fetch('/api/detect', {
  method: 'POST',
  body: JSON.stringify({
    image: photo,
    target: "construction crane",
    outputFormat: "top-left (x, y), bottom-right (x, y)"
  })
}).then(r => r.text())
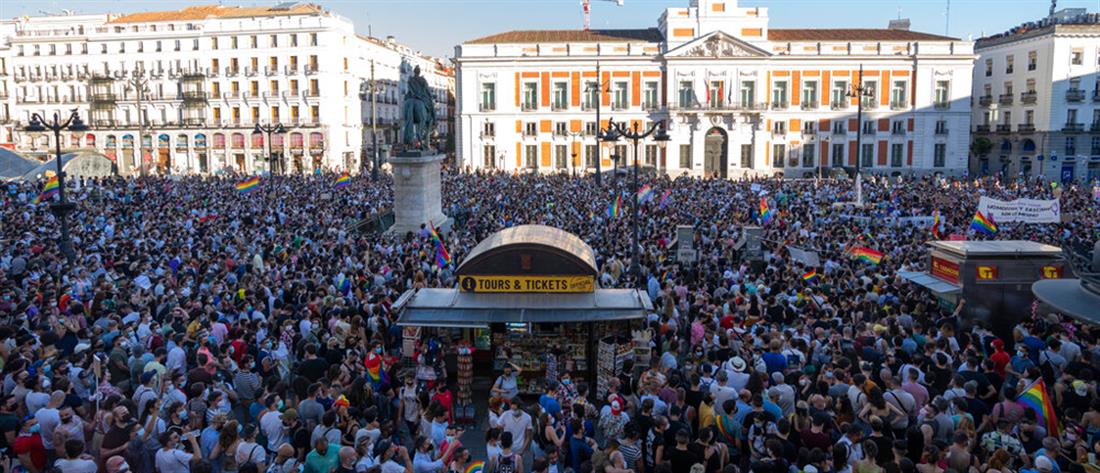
top-left (583, 0), bottom-right (625, 31)
top-left (1049, 0), bottom-right (1057, 17)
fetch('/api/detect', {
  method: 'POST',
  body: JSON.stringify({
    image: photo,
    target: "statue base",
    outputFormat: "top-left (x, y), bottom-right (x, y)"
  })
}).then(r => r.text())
top-left (385, 151), bottom-right (450, 236)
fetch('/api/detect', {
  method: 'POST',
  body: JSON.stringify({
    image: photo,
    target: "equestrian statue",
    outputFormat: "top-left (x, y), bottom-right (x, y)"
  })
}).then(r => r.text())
top-left (401, 66), bottom-right (436, 149)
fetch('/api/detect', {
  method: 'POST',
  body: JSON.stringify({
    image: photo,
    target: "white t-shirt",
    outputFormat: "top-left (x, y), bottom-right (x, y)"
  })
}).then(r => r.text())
top-left (236, 441), bottom-right (266, 467)
top-left (156, 448), bottom-right (194, 473)
top-left (260, 411), bottom-right (287, 451)
top-left (54, 458), bottom-right (98, 473)
top-left (381, 459), bottom-right (407, 473)
top-left (499, 411), bottom-right (532, 454)
top-left (34, 407), bottom-right (60, 449)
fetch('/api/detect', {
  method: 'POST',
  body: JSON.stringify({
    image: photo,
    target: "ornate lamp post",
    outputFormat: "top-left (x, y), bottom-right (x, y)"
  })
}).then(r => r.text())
top-left (605, 119), bottom-right (670, 281)
top-left (252, 123), bottom-right (286, 174)
top-left (602, 118), bottom-right (621, 185)
top-left (846, 64), bottom-right (877, 177)
top-left (25, 109), bottom-right (87, 264)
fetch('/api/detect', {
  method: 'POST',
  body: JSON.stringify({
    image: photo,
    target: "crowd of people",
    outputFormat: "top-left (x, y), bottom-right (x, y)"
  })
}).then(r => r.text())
top-left (0, 167), bottom-right (1097, 473)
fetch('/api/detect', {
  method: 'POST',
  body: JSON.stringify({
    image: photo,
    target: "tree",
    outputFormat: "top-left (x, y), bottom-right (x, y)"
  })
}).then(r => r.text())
top-left (970, 137), bottom-right (993, 158)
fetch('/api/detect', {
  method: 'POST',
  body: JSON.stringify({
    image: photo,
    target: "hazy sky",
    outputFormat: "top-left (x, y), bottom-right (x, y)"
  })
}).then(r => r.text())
top-left (5, 0), bottom-right (1100, 58)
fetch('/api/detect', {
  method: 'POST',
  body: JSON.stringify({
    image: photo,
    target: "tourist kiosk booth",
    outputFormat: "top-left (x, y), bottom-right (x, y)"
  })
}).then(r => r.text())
top-left (900, 240), bottom-right (1068, 338)
top-left (394, 225), bottom-right (652, 407)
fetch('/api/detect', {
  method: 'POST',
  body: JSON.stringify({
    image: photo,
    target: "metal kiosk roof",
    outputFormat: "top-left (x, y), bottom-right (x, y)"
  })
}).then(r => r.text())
top-left (395, 225), bottom-right (652, 327)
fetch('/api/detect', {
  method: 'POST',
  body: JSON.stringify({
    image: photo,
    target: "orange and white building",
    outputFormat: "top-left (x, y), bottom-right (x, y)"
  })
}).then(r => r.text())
top-left (455, 0), bottom-right (976, 178)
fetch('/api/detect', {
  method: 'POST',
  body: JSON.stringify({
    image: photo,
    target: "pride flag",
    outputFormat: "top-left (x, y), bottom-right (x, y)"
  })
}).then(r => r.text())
top-left (971, 211), bottom-right (998, 235)
top-left (364, 353), bottom-right (383, 388)
top-left (607, 195), bottom-right (622, 219)
top-left (339, 277), bottom-right (351, 295)
top-left (802, 269), bottom-right (819, 283)
top-left (657, 189), bottom-right (672, 210)
top-left (464, 462), bottom-right (485, 473)
top-left (334, 172), bottom-right (351, 189)
top-left (637, 184), bottom-right (655, 204)
top-left (1017, 379), bottom-right (1059, 435)
top-left (235, 176), bottom-right (260, 194)
top-left (850, 246), bottom-right (883, 265)
top-left (759, 196), bottom-right (774, 224)
top-left (429, 221), bottom-right (451, 268)
top-left (33, 176), bottom-right (59, 204)
top-left (931, 210), bottom-right (942, 239)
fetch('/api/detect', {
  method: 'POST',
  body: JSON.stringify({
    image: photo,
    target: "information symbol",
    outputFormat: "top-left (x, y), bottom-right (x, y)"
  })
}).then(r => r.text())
top-left (460, 277), bottom-right (476, 292)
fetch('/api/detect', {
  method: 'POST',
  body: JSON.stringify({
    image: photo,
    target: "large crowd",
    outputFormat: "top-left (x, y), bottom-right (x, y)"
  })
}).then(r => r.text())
top-left (0, 166), bottom-right (1098, 473)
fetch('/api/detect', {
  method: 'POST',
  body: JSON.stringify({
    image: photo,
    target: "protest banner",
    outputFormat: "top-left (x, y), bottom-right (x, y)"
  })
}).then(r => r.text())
top-left (977, 196), bottom-right (1061, 223)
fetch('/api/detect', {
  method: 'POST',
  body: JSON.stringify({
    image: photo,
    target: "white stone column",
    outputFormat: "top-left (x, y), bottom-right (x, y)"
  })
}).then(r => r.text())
top-left (387, 152), bottom-right (450, 235)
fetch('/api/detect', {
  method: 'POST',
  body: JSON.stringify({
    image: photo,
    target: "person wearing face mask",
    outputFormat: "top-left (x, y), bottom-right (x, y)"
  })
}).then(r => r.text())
top-left (51, 407), bottom-right (84, 459)
top-left (55, 438), bottom-right (97, 473)
top-left (398, 374), bottom-right (421, 439)
top-left (500, 400), bottom-right (533, 461)
top-left (155, 428), bottom-right (200, 473)
top-left (13, 416), bottom-right (46, 473)
top-left (233, 355), bottom-right (261, 416)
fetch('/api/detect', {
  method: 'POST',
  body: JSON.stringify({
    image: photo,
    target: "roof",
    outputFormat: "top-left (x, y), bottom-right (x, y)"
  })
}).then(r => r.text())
top-left (465, 28), bottom-right (663, 44)
top-left (456, 224), bottom-right (599, 276)
top-left (394, 288), bottom-right (652, 327)
top-left (464, 27), bottom-right (957, 45)
top-left (108, 3), bottom-right (323, 23)
top-left (898, 271), bottom-right (962, 295)
top-left (0, 149), bottom-right (39, 181)
top-left (928, 240), bottom-right (1064, 258)
top-left (767, 28), bottom-right (959, 42)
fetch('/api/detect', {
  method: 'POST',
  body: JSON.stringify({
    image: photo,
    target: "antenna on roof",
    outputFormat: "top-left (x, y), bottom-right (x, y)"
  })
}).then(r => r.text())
top-left (1049, 0), bottom-right (1057, 18)
top-left (944, 0), bottom-right (951, 36)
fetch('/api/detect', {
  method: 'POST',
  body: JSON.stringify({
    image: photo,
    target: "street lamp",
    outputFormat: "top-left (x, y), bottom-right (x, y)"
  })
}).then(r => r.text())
top-left (846, 64), bottom-right (876, 177)
top-left (25, 109), bottom-right (87, 265)
top-left (568, 131), bottom-right (583, 177)
top-left (252, 123), bottom-right (286, 175)
top-left (606, 119), bottom-right (669, 282)
top-left (602, 119), bottom-right (621, 184)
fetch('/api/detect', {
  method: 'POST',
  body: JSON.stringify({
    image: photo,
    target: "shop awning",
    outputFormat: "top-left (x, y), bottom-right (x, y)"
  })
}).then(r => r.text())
top-left (393, 288), bottom-right (653, 327)
top-left (898, 271), bottom-right (962, 295)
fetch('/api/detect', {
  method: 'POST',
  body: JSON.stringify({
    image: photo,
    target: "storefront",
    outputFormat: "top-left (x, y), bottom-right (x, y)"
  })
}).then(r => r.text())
top-left (394, 225), bottom-right (652, 417)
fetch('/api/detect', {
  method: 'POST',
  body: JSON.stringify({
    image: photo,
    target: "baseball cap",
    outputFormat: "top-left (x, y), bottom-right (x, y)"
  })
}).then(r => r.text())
top-left (1073, 380), bottom-right (1087, 396)
top-left (282, 408), bottom-right (298, 421)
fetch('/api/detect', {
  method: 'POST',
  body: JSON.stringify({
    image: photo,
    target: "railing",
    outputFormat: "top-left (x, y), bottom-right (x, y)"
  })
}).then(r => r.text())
top-left (265, 67), bottom-right (278, 76)
top-left (1091, 123), bottom-right (1100, 133)
top-left (183, 118), bottom-right (205, 127)
top-left (225, 68), bottom-right (240, 77)
top-left (668, 102), bottom-right (768, 112)
top-left (831, 102), bottom-right (849, 110)
top-left (771, 101), bottom-right (788, 110)
top-left (800, 127), bottom-right (816, 135)
top-left (182, 91), bottom-right (207, 100)
top-left (1093, 90), bottom-right (1100, 103)
top-left (1063, 122), bottom-right (1084, 133)
top-left (996, 124), bottom-right (1012, 133)
top-left (1017, 124), bottom-right (1036, 133)
top-left (1020, 91), bottom-right (1037, 104)
top-left (935, 127), bottom-right (949, 135)
top-left (978, 95), bottom-right (993, 106)
top-left (890, 101), bottom-right (908, 110)
top-left (892, 127), bottom-right (907, 136)
top-left (975, 124), bottom-right (991, 133)
top-left (1066, 89), bottom-right (1085, 102)
top-left (521, 103), bottom-right (537, 112)
top-left (304, 66), bottom-right (319, 75)
top-left (862, 126), bottom-right (876, 135)
top-left (551, 102), bottom-right (568, 111)
top-left (91, 93), bottom-right (117, 102)
top-left (285, 66), bottom-right (298, 75)
top-left (933, 101), bottom-right (950, 110)
top-left (801, 101), bottom-right (818, 110)
top-left (832, 127), bottom-right (847, 135)
top-left (998, 94), bottom-right (1014, 105)
top-left (479, 103), bottom-right (495, 112)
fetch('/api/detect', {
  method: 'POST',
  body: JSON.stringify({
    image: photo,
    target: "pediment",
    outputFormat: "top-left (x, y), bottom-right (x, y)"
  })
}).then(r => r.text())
top-left (665, 31), bottom-right (771, 59)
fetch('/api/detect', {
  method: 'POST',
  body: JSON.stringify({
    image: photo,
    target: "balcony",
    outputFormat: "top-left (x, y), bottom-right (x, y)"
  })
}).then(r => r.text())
top-left (668, 102), bottom-right (768, 113)
top-left (304, 90), bottom-right (320, 98)
top-left (1063, 122), bottom-right (1084, 133)
top-left (861, 99), bottom-right (878, 110)
top-left (975, 124), bottom-right (991, 133)
top-left (225, 68), bottom-right (240, 77)
top-left (479, 103), bottom-right (495, 112)
top-left (1093, 90), bottom-right (1100, 103)
top-left (1017, 124), bottom-right (1036, 133)
top-left (1020, 91), bottom-right (1037, 104)
top-left (182, 91), bottom-right (207, 101)
top-left (892, 127), bottom-right (907, 136)
top-left (934, 101), bottom-right (950, 110)
top-left (935, 127), bottom-right (949, 135)
top-left (304, 66), bottom-right (319, 75)
top-left (996, 124), bottom-right (1012, 133)
top-left (91, 93), bottom-right (117, 103)
top-left (832, 127), bottom-right (847, 135)
top-left (551, 102), bottom-right (567, 112)
top-left (480, 131), bottom-right (495, 139)
top-left (978, 95), bottom-right (993, 106)
top-left (889, 101), bottom-right (908, 110)
top-left (611, 103), bottom-right (628, 111)
top-left (91, 120), bottom-right (117, 129)
top-left (183, 118), bottom-right (205, 127)
top-left (245, 67), bottom-right (259, 77)
top-left (521, 103), bottom-right (537, 112)
top-left (998, 94), bottom-right (1014, 105)
top-left (265, 67), bottom-right (278, 76)
top-left (801, 101), bottom-right (818, 110)
top-left (830, 102), bottom-right (849, 111)
top-left (1091, 123), bottom-right (1100, 133)
top-left (800, 127), bottom-right (817, 136)
top-left (771, 101), bottom-right (788, 110)
top-left (1066, 89), bottom-right (1086, 102)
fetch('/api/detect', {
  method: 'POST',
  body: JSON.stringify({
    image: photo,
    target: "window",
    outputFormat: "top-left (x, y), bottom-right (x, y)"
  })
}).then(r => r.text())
top-left (1068, 109), bottom-right (1079, 124)
top-left (65, 44), bottom-right (72, 55)
top-left (985, 58), bottom-right (993, 76)
top-left (554, 122), bottom-right (567, 137)
top-left (586, 144), bottom-right (598, 168)
top-left (1026, 110), bottom-right (1035, 125)
top-left (481, 122), bottom-right (495, 137)
top-left (101, 44), bottom-right (107, 54)
top-left (613, 81), bottom-right (629, 110)
top-left (1072, 48), bottom-right (1083, 65)
top-left (554, 145), bottom-right (568, 169)
top-left (802, 144), bottom-right (815, 168)
top-left (934, 80), bottom-right (950, 106)
top-left (645, 145), bottom-right (658, 167)
top-left (773, 121), bottom-right (787, 135)
top-left (1066, 136), bottom-right (1077, 155)
top-left (740, 144), bottom-right (753, 168)
top-left (290, 34), bottom-right (298, 47)
top-left (891, 143), bottom-right (904, 167)
top-left (831, 143), bottom-right (845, 167)
top-left (833, 121), bottom-right (846, 134)
top-left (524, 122), bottom-right (537, 137)
top-left (772, 81), bottom-right (788, 106)
top-left (890, 81), bottom-right (907, 108)
top-left (802, 80), bottom-right (818, 107)
top-left (1003, 82), bottom-right (1014, 96)
top-left (1028, 50), bottom-right (1037, 71)
top-left (1091, 136), bottom-right (1100, 155)
top-left (679, 144), bottom-right (692, 169)
top-left (935, 120), bottom-right (948, 134)
top-left (862, 143), bottom-right (874, 168)
top-left (310, 33), bottom-right (318, 46)
top-left (643, 81), bottom-right (659, 110)
top-left (522, 83), bottom-right (537, 111)
top-left (270, 35), bottom-right (278, 47)
top-left (739, 81), bottom-right (755, 107)
top-left (584, 81), bottom-right (599, 110)
top-left (862, 81), bottom-right (877, 108)
top-left (250, 35), bottom-right (258, 48)
top-left (863, 121), bottom-right (876, 135)
top-left (932, 143), bottom-right (947, 168)
top-left (892, 120), bottom-right (906, 134)
top-left (708, 81), bottom-right (724, 107)
top-left (192, 39), bottom-right (199, 51)
top-left (552, 82), bottom-right (568, 110)
top-left (480, 83), bottom-right (496, 111)
top-left (584, 122), bottom-right (598, 136)
top-left (1005, 55), bottom-right (1014, 74)
top-left (678, 81), bottom-right (693, 107)
top-left (309, 105), bottom-right (319, 122)
top-left (773, 144), bottom-right (786, 168)
top-left (1002, 111), bottom-right (1012, 126)
top-left (831, 81), bottom-right (848, 107)
top-left (212, 37), bottom-right (219, 49)
top-left (483, 145), bottom-right (497, 169)
top-left (525, 145), bottom-right (538, 168)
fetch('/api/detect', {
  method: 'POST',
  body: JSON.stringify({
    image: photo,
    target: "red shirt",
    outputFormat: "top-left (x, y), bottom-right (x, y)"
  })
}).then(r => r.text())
top-left (990, 349), bottom-right (1010, 376)
top-left (432, 390), bottom-right (454, 423)
top-left (13, 433), bottom-right (46, 471)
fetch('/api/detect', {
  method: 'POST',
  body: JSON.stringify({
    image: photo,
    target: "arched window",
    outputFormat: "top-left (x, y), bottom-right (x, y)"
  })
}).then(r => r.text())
top-left (308, 132), bottom-right (324, 148)
top-left (158, 134), bottom-right (170, 148)
top-left (195, 134), bottom-right (208, 148)
top-left (231, 133), bottom-right (245, 149)
top-left (289, 132), bottom-right (303, 149)
top-left (1000, 139), bottom-right (1012, 152)
top-left (85, 134), bottom-right (96, 147)
top-left (213, 133), bottom-right (226, 148)
top-left (176, 134), bottom-right (189, 149)
top-left (251, 133), bottom-right (264, 148)
top-left (1021, 139), bottom-right (1036, 153)
top-left (121, 134), bottom-right (134, 149)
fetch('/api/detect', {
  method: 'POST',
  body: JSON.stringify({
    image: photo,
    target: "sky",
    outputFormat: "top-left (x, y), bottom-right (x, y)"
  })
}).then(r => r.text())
top-left (5, 0), bottom-right (1100, 58)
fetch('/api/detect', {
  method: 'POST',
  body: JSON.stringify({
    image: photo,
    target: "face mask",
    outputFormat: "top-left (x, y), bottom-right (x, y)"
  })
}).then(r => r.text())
top-left (513, 409), bottom-right (522, 417)
top-left (119, 462), bottom-right (130, 472)
top-left (561, 379), bottom-right (571, 386)
top-left (28, 424), bottom-right (40, 434)
top-left (277, 400), bottom-right (286, 411)
top-left (375, 347), bottom-right (382, 354)
top-left (237, 424), bottom-right (243, 433)
top-left (445, 435), bottom-right (454, 443)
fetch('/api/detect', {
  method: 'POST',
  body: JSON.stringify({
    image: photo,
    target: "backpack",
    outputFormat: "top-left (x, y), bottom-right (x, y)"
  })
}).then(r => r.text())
top-left (240, 444), bottom-right (262, 472)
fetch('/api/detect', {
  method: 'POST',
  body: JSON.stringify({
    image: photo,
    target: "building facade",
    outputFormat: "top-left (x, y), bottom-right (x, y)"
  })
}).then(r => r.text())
top-left (455, 0), bottom-right (975, 178)
top-left (971, 9), bottom-right (1100, 183)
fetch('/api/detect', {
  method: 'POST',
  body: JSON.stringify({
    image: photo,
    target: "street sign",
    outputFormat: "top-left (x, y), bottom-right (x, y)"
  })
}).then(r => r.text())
top-left (458, 275), bottom-right (595, 293)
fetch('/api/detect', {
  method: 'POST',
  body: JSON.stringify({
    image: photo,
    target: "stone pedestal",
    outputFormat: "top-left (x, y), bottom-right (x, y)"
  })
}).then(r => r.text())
top-left (387, 151), bottom-right (449, 236)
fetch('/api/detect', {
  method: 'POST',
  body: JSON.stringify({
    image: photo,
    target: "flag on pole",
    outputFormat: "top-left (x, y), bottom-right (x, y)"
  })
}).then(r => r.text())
top-left (33, 175), bottom-right (59, 204)
top-left (428, 221), bottom-right (451, 268)
top-left (657, 189), bottom-right (672, 210)
top-left (637, 184), bottom-right (655, 204)
top-left (235, 176), bottom-right (261, 194)
top-left (931, 210), bottom-right (942, 239)
top-left (759, 196), bottom-right (774, 224)
top-left (334, 172), bottom-right (351, 189)
top-left (971, 211), bottom-right (998, 235)
top-left (802, 269), bottom-right (819, 283)
top-left (1017, 379), bottom-right (1059, 435)
top-left (607, 195), bottom-right (622, 218)
top-left (850, 246), bottom-right (883, 265)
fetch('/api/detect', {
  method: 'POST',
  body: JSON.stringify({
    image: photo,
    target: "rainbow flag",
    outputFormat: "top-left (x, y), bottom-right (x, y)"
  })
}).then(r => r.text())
top-left (339, 277), bottom-right (351, 295)
top-left (759, 196), bottom-right (774, 224)
top-left (235, 176), bottom-right (260, 194)
top-left (657, 189), bottom-right (672, 210)
top-left (429, 221), bottom-right (451, 268)
top-left (33, 176), bottom-right (59, 204)
top-left (464, 462), bottom-right (485, 473)
top-left (607, 195), bottom-right (622, 219)
top-left (971, 211), bottom-right (998, 235)
top-left (364, 353), bottom-right (382, 387)
top-left (334, 172), bottom-right (351, 189)
top-left (931, 210), bottom-right (942, 239)
top-left (637, 184), bottom-right (655, 204)
top-left (1017, 379), bottom-right (1059, 435)
top-left (802, 269), bottom-right (819, 283)
top-left (850, 246), bottom-right (883, 265)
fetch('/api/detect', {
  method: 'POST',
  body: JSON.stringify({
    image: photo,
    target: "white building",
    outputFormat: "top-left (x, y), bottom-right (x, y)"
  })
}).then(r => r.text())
top-left (971, 8), bottom-right (1100, 183)
top-left (0, 4), bottom-right (454, 175)
top-left (455, 0), bottom-right (975, 178)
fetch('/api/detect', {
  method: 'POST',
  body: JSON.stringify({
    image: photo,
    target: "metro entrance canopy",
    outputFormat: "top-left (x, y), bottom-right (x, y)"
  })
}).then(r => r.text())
top-left (394, 224), bottom-right (652, 327)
